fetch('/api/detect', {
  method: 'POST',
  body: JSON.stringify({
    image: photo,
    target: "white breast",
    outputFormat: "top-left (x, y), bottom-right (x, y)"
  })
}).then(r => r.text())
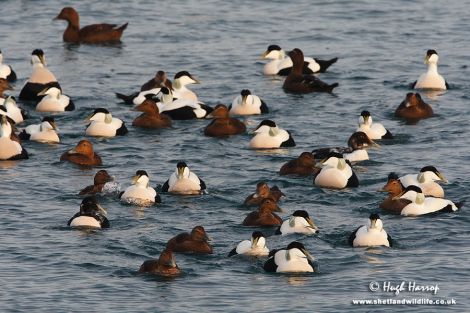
top-left (344, 149), bottom-right (369, 163)
top-left (0, 64), bottom-right (11, 79)
top-left (29, 66), bottom-right (57, 84)
top-left (36, 95), bottom-right (69, 112)
top-left (353, 226), bottom-right (390, 247)
top-left (314, 167), bottom-right (348, 189)
top-left (70, 216), bottom-right (101, 228)
top-left (30, 130), bottom-right (60, 143)
top-left (279, 217), bottom-right (316, 235)
top-left (401, 197), bottom-right (457, 216)
top-left (249, 130), bottom-right (289, 149)
top-left (85, 119), bottom-right (122, 137)
top-left (0, 137), bottom-right (23, 160)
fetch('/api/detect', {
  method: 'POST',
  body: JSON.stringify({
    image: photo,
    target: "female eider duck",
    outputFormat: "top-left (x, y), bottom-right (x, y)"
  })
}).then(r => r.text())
top-left (379, 173), bottom-right (410, 214)
top-left (36, 86), bottom-right (74, 112)
top-left (132, 97), bottom-right (172, 128)
top-left (157, 87), bottom-right (213, 120)
top-left (19, 49), bottom-right (61, 102)
top-left (120, 170), bottom-right (160, 205)
top-left (357, 111), bottom-right (393, 140)
top-left (349, 214), bottom-right (392, 247)
top-left (115, 70), bottom-right (170, 104)
top-left (411, 49), bottom-right (449, 90)
top-left (283, 48), bottom-right (338, 93)
top-left (279, 151), bottom-right (319, 176)
top-left (79, 170), bottom-right (114, 195)
top-left (399, 166), bottom-right (447, 198)
top-left (228, 231), bottom-right (269, 257)
top-left (228, 89), bottom-right (268, 115)
top-left (172, 71), bottom-right (200, 102)
top-left (204, 104), bottom-right (246, 137)
top-left (276, 210), bottom-right (319, 235)
top-left (166, 226), bottom-right (213, 254)
top-left (243, 198), bottom-right (283, 227)
top-left (0, 78), bottom-right (14, 105)
top-left (19, 116), bottom-right (59, 143)
top-left (396, 185), bottom-right (461, 216)
top-left (0, 115), bottom-right (28, 160)
top-left (249, 120), bottom-right (295, 149)
top-left (67, 196), bottom-right (109, 229)
top-left (262, 44), bottom-right (338, 76)
top-left (85, 108), bottom-right (127, 137)
top-left (0, 50), bottom-right (17, 82)
top-left (60, 139), bottom-right (102, 166)
top-left (395, 92), bottom-right (433, 121)
top-left (243, 181), bottom-right (284, 207)
top-left (139, 248), bottom-right (180, 277)
top-left (161, 161), bottom-right (206, 195)
top-left (3, 96), bottom-right (27, 124)
top-left (55, 7), bottom-right (128, 44)
top-left (263, 241), bottom-right (315, 273)
top-left (314, 152), bottom-right (359, 189)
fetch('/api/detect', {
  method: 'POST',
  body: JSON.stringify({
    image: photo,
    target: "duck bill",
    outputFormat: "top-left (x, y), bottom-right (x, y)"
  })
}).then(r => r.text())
top-left (275, 205), bottom-right (284, 213)
top-left (177, 167), bottom-right (185, 179)
top-left (307, 218), bottom-right (318, 231)
top-left (39, 55), bottom-right (46, 66)
top-left (392, 190), bottom-right (405, 200)
top-left (370, 140), bottom-right (380, 149)
top-left (96, 203), bottom-right (107, 216)
top-left (37, 87), bottom-right (49, 96)
top-left (251, 237), bottom-right (259, 248)
top-left (261, 51), bottom-right (269, 59)
top-left (437, 172), bottom-right (448, 183)
top-left (50, 121), bottom-right (58, 130)
top-left (67, 148), bottom-right (78, 154)
top-left (131, 175), bottom-right (139, 185)
top-left (205, 235), bottom-right (212, 242)
top-left (301, 249), bottom-right (315, 262)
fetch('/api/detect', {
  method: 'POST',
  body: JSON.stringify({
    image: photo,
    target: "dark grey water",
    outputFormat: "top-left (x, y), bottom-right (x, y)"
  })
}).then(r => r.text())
top-left (1, 0), bottom-right (469, 312)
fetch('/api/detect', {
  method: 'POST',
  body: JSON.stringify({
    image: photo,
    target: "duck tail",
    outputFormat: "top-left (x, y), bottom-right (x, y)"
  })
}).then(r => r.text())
top-left (115, 92), bottom-right (134, 104)
top-left (316, 57), bottom-right (339, 73)
top-left (328, 82), bottom-right (339, 93)
top-left (118, 23), bottom-right (128, 32)
top-left (456, 201), bottom-right (465, 209)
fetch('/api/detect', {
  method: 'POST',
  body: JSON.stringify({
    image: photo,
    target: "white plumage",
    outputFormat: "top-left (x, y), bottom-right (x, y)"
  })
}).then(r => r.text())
top-left (397, 186), bottom-right (459, 216)
top-left (350, 214), bottom-right (391, 247)
top-left (85, 109), bottom-right (126, 137)
top-left (314, 155), bottom-right (356, 189)
top-left (399, 167), bottom-right (447, 198)
top-left (36, 87), bottom-right (72, 112)
top-left (249, 120), bottom-right (294, 149)
top-left (3, 96), bottom-right (24, 124)
top-left (120, 172), bottom-right (158, 205)
top-left (229, 90), bottom-right (267, 115)
top-left (230, 232), bottom-right (269, 257)
top-left (23, 118), bottom-right (59, 143)
top-left (414, 51), bottom-right (447, 90)
top-left (262, 46), bottom-right (320, 75)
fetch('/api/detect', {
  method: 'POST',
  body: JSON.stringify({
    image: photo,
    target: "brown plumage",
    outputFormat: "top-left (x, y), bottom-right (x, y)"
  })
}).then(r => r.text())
top-left (243, 182), bottom-right (284, 207)
top-left (132, 99), bottom-right (172, 128)
top-left (243, 198), bottom-right (282, 227)
top-left (204, 104), bottom-right (246, 137)
top-left (166, 226), bottom-right (213, 254)
top-left (395, 93), bottom-right (433, 121)
top-left (279, 151), bottom-right (319, 176)
top-left (138, 249), bottom-right (180, 277)
top-left (0, 78), bottom-right (13, 98)
top-left (55, 7), bottom-right (127, 44)
top-left (379, 173), bottom-right (411, 214)
top-left (79, 170), bottom-right (113, 195)
top-left (60, 139), bottom-right (102, 166)
top-left (140, 71), bottom-right (169, 91)
top-left (283, 48), bottom-right (339, 93)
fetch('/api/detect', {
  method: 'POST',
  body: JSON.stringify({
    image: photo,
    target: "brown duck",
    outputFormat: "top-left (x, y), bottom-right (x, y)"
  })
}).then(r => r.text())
top-left (79, 170), bottom-right (113, 195)
top-left (166, 226), bottom-right (213, 254)
top-left (204, 104), bottom-right (246, 137)
top-left (139, 249), bottom-right (180, 277)
top-left (279, 151), bottom-right (319, 176)
top-left (132, 98), bottom-right (172, 128)
top-left (242, 198), bottom-right (283, 227)
top-left (60, 139), bottom-right (102, 166)
top-left (395, 92), bottom-right (433, 121)
top-left (243, 182), bottom-right (284, 207)
top-left (379, 173), bottom-right (411, 214)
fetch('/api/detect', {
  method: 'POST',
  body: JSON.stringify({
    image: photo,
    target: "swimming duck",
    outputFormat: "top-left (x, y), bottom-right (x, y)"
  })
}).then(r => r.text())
top-left (228, 89), bottom-right (269, 115)
top-left (282, 48), bottom-right (338, 93)
top-left (85, 108), bottom-right (127, 137)
top-left (411, 49), bottom-right (449, 90)
top-left (204, 104), bottom-right (246, 137)
top-left (0, 115), bottom-right (28, 160)
top-left (263, 241), bottom-right (315, 273)
top-left (55, 7), bottom-right (128, 44)
top-left (60, 139), bottom-right (102, 166)
top-left (141, 70), bottom-right (169, 92)
top-left (0, 78), bottom-right (14, 105)
top-left (395, 185), bottom-right (461, 216)
top-left (314, 152), bottom-right (359, 189)
top-left (67, 196), bottom-right (109, 228)
top-left (172, 71), bottom-right (200, 102)
top-left (243, 198), bottom-right (283, 227)
top-left (357, 110), bottom-right (393, 140)
top-left (115, 71), bottom-right (170, 104)
top-left (395, 92), bottom-right (433, 121)
top-left (0, 50), bottom-right (17, 82)
top-left (161, 161), bottom-right (206, 194)
top-left (228, 231), bottom-right (270, 257)
top-left (18, 116), bottom-right (59, 143)
top-left (19, 49), bottom-right (61, 102)
top-left (139, 249), bottom-right (180, 277)
top-left (349, 213), bottom-right (392, 247)
top-left (243, 182), bottom-right (284, 207)
top-left (2, 96), bottom-right (27, 124)
top-left (378, 173), bottom-right (410, 214)
top-left (120, 170), bottom-right (160, 205)
top-left (79, 170), bottom-right (114, 195)
top-left (276, 210), bottom-right (319, 235)
top-left (132, 98), bottom-right (172, 128)
top-left (262, 44), bottom-right (338, 76)
top-left (279, 151), bottom-right (319, 176)
top-left (249, 120), bottom-right (295, 149)
top-left (36, 86), bottom-right (74, 112)
top-left (157, 87), bottom-right (213, 120)
top-left (166, 226), bottom-right (213, 254)
top-left (399, 166), bottom-right (447, 198)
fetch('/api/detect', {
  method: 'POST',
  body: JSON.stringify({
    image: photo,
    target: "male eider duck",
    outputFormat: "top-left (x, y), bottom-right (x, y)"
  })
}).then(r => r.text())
top-left (19, 49), bottom-right (61, 102)
top-left (0, 50), bottom-right (17, 82)
top-left (243, 181), bottom-right (285, 207)
top-left (263, 241), bottom-right (315, 273)
top-left (79, 170), bottom-right (114, 195)
top-left (411, 49), bottom-right (449, 90)
top-left (357, 111), bottom-right (393, 140)
top-left (204, 104), bottom-right (246, 137)
top-left (283, 48), bottom-right (338, 93)
top-left (279, 151), bottom-right (319, 176)
top-left (399, 166), bottom-right (447, 198)
top-left (0, 115), bottom-right (28, 160)
top-left (228, 231), bottom-right (269, 257)
top-left (132, 97), bottom-right (172, 128)
top-left (19, 116), bottom-right (59, 143)
top-left (67, 196), bottom-right (109, 228)
top-left (3, 96), bottom-right (27, 124)
top-left (349, 214), bottom-right (392, 247)
top-left (166, 226), bottom-right (213, 254)
top-left (55, 7), bottom-right (128, 43)
top-left (161, 161), bottom-right (206, 195)
top-left (243, 198), bottom-right (283, 227)
top-left (172, 71), bottom-right (200, 102)
top-left (139, 249), bottom-right (180, 277)
top-left (379, 173), bottom-right (410, 214)
top-left (60, 139), bottom-right (102, 166)
top-left (157, 87), bottom-right (213, 120)
top-left (0, 78), bottom-right (14, 106)
top-left (115, 70), bottom-right (170, 104)
top-left (276, 210), bottom-right (319, 235)
top-left (395, 92), bottom-right (433, 121)
top-left (261, 44), bottom-right (338, 76)
top-left (85, 108), bottom-right (128, 137)
top-left (314, 152), bottom-right (359, 189)
top-left (249, 120), bottom-right (295, 149)
top-left (36, 86), bottom-right (74, 112)
top-left (228, 89), bottom-right (268, 115)
top-left (120, 170), bottom-right (160, 205)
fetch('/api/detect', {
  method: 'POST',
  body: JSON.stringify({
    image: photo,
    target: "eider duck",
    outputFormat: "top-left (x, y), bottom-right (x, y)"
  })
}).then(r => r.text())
top-left (243, 181), bottom-right (284, 207)
top-left (55, 7), bottom-right (128, 44)
top-left (3, 96), bottom-right (27, 124)
top-left (60, 139), bottom-right (102, 166)
top-left (79, 170), bottom-right (114, 195)
top-left (314, 152), bottom-right (359, 189)
top-left (379, 173), bottom-right (410, 214)
top-left (67, 196), bottom-right (109, 228)
top-left (396, 185), bottom-right (461, 216)
top-left (172, 71), bottom-right (200, 102)
top-left (242, 198), bottom-right (282, 227)
top-left (349, 214), bottom-right (392, 247)
top-left (120, 170), bottom-right (160, 205)
top-left (161, 161), bottom-right (206, 195)
top-left (228, 89), bottom-right (268, 115)
top-left (249, 120), bottom-right (295, 149)
top-left (279, 151), bottom-right (319, 176)
top-left (0, 115), bottom-right (28, 160)
top-left (139, 249), bottom-right (180, 277)
top-left (228, 231), bottom-right (269, 257)
top-left (157, 87), bottom-right (213, 120)
top-left (395, 92), bottom-right (433, 121)
top-left (263, 241), bottom-right (315, 273)
top-left (411, 49), bottom-right (449, 90)
top-left (282, 48), bottom-right (338, 93)
top-left (85, 108), bottom-right (127, 137)
top-left (276, 210), bottom-right (319, 235)
top-left (0, 78), bottom-right (14, 105)
top-left (0, 50), bottom-right (17, 82)
top-left (204, 104), bottom-right (246, 137)
top-left (399, 166), bottom-right (447, 198)
top-left (141, 70), bottom-right (169, 92)
top-left (36, 86), bottom-right (74, 112)
top-left (19, 116), bottom-right (59, 143)
top-left (115, 70), bottom-right (170, 104)
top-left (166, 226), bottom-right (213, 254)
top-left (132, 98), bottom-right (172, 128)
top-left (357, 110), bottom-right (393, 140)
